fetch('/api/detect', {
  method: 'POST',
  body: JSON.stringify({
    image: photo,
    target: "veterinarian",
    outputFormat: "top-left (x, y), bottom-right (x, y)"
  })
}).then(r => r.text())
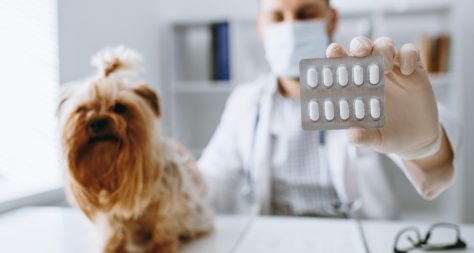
top-left (198, 0), bottom-right (460, 219)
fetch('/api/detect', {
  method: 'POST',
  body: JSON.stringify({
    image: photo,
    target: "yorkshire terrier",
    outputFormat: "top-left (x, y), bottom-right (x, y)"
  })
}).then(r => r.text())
top-left (58, 47), bottom-right (213, 253)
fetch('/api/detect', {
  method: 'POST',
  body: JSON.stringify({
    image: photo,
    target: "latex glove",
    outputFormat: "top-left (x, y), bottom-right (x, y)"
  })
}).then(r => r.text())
top-left (326, 36), bottom-right (442, 160)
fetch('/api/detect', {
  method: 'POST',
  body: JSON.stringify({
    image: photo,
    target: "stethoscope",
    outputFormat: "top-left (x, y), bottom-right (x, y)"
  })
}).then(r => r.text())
top-left (239, 103), bottom-right (261, 210)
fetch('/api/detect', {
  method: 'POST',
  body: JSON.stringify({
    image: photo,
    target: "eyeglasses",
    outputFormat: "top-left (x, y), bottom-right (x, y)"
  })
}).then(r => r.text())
top-left (393, 223), bottom-right (467, 253)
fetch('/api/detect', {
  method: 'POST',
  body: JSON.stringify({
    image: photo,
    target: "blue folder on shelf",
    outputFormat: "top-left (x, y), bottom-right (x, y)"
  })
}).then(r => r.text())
top-left (211, 22), bottom-right (230, 81)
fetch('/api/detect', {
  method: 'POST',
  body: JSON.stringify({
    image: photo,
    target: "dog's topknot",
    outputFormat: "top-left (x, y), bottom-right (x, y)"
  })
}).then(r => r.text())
top-left (91, 46), bottom-right (142, 77)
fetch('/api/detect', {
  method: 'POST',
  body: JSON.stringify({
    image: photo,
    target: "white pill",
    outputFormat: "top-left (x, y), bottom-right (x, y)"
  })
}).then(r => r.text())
top-left (354, 99), bottom-right (365, 119)
top-left (324, 100), bottom-right (335, 121)
top-left (307, 67), bottom-right (318, 88)
top-left (308, 100), bottom-right (319, 121)
top-left (337, 66), bottom-right (348, 86)
top-left (353, 65), bottom-right (364, 86)
top-left (323, 67), bottom-right (333, 87)
top-left (339, 99), bottom-right (350, 120)
top-left (370, 98), bottom-right (381, 119)
top-left (369, 64), bottom-right (380, 85)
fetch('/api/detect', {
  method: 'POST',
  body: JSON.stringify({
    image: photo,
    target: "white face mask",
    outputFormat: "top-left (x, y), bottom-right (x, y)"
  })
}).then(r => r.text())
top-left (263, 20), bottom-right (329, 78)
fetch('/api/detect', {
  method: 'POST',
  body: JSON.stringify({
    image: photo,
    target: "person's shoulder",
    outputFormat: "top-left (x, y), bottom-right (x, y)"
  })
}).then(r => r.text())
top-left (217, 75), bottom-right (271, 122)
top-left (227, 75), bottom-right (272, 108)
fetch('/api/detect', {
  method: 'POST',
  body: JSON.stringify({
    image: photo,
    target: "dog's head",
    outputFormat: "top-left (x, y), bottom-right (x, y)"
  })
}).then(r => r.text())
top-left (58, 47), bottom-right (161, 219)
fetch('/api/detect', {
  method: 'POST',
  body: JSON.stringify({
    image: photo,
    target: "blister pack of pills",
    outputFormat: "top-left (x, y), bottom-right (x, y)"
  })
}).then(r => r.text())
top-left (299, 55), bottom-right (385, 130)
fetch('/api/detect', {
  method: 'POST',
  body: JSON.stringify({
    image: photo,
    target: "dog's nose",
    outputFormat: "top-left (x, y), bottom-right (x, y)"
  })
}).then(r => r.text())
top-left (89, 118), bottom-right (110, 133)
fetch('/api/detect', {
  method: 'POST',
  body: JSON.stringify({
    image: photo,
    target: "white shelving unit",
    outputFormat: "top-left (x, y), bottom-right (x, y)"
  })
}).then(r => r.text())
top-left (166, 17), bottom-right (267, 155)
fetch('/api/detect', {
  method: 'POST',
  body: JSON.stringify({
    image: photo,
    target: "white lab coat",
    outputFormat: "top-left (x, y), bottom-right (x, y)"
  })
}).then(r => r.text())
top-left (198, 75), bottom-right (461, 219)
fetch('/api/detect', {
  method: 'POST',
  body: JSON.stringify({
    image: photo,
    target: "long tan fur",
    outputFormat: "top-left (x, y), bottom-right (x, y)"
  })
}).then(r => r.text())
top-left (58, 47), bottom-right (213, 253)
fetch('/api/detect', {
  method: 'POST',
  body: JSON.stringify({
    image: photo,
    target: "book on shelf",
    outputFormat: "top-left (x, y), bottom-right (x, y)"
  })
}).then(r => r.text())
top-left (419, 33), bottom-right (450, 74)
top-left (211, 22), bottom-right (230, 81)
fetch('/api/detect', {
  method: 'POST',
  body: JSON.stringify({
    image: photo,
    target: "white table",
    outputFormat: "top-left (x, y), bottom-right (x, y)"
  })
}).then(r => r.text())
top-left (0, 207), bottom-right (473, 253)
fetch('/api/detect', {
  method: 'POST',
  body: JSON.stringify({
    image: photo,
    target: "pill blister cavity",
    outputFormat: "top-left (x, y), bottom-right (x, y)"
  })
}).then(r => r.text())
top-left (339, 99), bottom-right (350, 120)
top-left (307, 67), bottom-right (318, 88)
top-left (354, 99), bottom-right (365, 119)
top-left (369, 64), bottom-right (380, 85)
top-left (308, 100), bottom-right (319, 121)
top-left (299, 55), bottom-right (384, 130)
top-left (323, 67), bottom-right (333, 87)
top-left (370, 98), bottom-right (381, 119)
top-left (353, 65), bottom-right (364, 86)
top-left (324, 100), bottom-right (335, 121)
top-left (337, 66), bottom-right (348, 86)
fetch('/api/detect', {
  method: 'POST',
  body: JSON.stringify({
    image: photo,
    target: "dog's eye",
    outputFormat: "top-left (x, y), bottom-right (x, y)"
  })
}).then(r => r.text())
top-left (112, 103), bottom-right (127, 114)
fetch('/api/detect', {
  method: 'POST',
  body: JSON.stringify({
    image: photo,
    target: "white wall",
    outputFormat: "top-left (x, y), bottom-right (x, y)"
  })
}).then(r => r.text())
top-left (58, 0), bottom-right (162, 83)
top-left (455, 0), bottom-right (474, 223)
top-left (57, 0), bottom-right (168, 127)
top-left (159, 0), bottom-right (258, 19)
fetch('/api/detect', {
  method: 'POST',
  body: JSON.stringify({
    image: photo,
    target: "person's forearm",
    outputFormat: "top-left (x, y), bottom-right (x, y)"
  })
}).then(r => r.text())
top-left (409, 126), bottom-right (454, 170)
top-left (402, 126), bottom-right (454, 199)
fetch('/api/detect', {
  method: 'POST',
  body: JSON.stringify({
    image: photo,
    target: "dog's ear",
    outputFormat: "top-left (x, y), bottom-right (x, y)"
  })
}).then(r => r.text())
top-left (133, 84), bottom-right (161, 117)
top-left (57, 82), bottom-right (79, 117)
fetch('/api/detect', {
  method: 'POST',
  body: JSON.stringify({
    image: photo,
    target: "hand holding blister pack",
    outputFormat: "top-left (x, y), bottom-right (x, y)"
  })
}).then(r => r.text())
top-left (301, 36), bottom-right (445, 164)
top-left (299, 55), bottom-right (385, 130)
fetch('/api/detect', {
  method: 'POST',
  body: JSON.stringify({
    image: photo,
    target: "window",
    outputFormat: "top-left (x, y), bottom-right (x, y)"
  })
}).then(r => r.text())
top-left (0, 0), bottom-right (61, 203)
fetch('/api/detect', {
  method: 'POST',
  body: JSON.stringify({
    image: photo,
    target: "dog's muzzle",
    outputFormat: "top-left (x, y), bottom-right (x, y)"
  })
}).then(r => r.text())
top-left (87, 117), bottom-right (119, 142)
top-left (89, 118), bottom-right (111, 134)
